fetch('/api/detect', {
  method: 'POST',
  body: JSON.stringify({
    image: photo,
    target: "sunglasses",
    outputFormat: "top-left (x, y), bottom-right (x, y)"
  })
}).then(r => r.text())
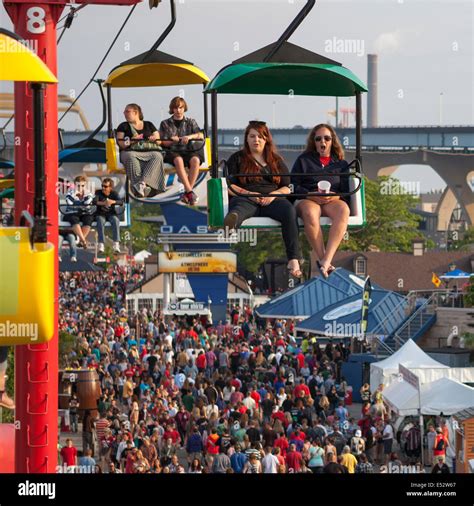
top-left (315, 135), bottom-right (332, 142)
top-left (249, 120), bottom-right (267, 126)
top-left (102, 185), bottom-right (111, 188)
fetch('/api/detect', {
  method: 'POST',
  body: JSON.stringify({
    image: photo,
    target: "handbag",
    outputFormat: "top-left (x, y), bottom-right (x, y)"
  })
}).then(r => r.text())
top-left (128, 123), bottom-right (162, 152)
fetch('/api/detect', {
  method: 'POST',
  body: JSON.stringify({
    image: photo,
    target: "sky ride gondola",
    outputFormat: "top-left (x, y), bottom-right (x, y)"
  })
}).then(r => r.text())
top-left (103, 0), bottom-right (212, 204)
top-left (0, 28), bottom-right (56, 345)
top-left (205, 0), bottom-right (367, 230)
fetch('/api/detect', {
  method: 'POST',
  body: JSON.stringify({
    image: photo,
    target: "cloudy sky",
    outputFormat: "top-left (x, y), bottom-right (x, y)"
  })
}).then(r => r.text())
top-left (1, 0), bottom-right (473, 190)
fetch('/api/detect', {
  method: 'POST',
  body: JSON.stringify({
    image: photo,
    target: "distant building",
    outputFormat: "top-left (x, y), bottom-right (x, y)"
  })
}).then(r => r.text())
top-left (334, 240), bottom-right (473, 292)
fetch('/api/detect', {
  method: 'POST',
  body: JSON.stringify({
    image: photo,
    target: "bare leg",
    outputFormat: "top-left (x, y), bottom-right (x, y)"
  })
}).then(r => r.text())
top-left (187, 156), bottom-right (200, 189)
top-left (72, 223), bottom-right (86, 243)
top-left (320, 200), bottom-right (350, 269)
top-left (297, 200), bottom-right (325, 260)
top-left (82, 226), bottom-right (91, 241)
top-left (174, 157), bottom-right (192, 193)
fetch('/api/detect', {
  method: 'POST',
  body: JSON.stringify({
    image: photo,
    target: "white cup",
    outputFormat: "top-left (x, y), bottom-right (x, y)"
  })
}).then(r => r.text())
top-left (318, 180), bottom-right (331, 194)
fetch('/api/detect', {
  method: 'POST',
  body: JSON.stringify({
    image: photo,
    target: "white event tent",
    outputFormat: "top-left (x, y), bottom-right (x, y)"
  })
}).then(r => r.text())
top-left (383, 377), bottom-right (474, 416)
top-left (370, 339), bottom-right (449, 391)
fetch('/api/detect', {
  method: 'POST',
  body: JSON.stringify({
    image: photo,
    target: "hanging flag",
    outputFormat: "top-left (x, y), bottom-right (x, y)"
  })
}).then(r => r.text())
top-left (431, 272), bottom-right (441, 288)
top-left (359, 276), bottom-right (372, 340)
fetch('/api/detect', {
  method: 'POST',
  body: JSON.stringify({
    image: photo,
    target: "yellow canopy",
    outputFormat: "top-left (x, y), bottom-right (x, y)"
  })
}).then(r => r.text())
top-left (104, 63), bottom-right (209, 88)
top-left (0, 29), bottom-right (57, 83)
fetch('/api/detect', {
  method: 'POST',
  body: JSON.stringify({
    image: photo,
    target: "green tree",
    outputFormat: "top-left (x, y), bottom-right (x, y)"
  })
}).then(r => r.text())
top-left (464, 275), bottom-right (474, 308)
top-left (340, 176), bottom-right (422, 252)
top-left (127, 202), bottom-right (163, 254)
top-left (449, 226), bottom-right (474, 251)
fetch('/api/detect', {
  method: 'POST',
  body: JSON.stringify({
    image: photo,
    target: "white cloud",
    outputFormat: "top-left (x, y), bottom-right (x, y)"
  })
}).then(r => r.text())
top-left (374, 30), bottom-right (402, 54)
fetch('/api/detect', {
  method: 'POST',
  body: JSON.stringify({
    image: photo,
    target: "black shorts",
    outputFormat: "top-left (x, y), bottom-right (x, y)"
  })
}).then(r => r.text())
top-left (164, 147), bottom-right (205, 166)
top-left (63, 213), bottom-right (94, 227)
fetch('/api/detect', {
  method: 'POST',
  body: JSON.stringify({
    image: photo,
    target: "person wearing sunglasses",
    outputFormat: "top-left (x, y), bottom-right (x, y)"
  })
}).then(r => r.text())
top-left (94, 178), bottom-right (123, 254)
top-left (291, 124), bottom-right (350, 278)
top-left (63, 175), bottom-right (95, 248)
top-left (224, 121), bottom-right (302, 278)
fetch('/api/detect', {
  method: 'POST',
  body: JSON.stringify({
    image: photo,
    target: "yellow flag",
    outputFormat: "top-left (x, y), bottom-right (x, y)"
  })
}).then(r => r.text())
top-left (432, 272), bottom-right (441, 288)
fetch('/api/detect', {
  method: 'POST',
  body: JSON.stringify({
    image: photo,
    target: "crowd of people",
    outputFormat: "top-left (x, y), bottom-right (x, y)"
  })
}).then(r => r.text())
top-left (57, 269), bottom-right (453, 475)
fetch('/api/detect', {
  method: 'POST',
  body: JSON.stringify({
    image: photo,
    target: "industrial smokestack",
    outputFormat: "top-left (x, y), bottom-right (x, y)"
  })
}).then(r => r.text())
top-left (367, 54), bottom-right (378, 127)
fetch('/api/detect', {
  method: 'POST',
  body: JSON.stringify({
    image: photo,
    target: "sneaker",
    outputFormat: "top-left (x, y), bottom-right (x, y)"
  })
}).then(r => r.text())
top-left (71, 256), bottom-right (77, 263)
top-left (0, 391), bottom-right (15, 410)
top-left (188, 191), bottom-right (199, 206)
top-left (224, 212), bottom-right (239, 232)
top-left (180, 192), bottom-right (191, 205)
top-left (133, 182), bottom-right (147, 198)
top-left (113, 242), bottom-right (121, 254)
top-left (98, 243), bottom-right (105, 253)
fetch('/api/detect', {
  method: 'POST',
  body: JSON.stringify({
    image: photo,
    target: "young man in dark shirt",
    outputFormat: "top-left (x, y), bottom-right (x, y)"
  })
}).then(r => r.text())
top-left (94, 178), bottom-right (123, 254)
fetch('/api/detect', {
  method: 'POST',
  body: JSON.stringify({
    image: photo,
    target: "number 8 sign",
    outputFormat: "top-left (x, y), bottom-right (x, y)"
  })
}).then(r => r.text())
top-left (27, 7), bottom-right (46, 34)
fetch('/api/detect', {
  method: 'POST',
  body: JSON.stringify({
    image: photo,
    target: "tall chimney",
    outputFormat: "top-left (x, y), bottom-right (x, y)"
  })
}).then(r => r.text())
top-left (367, 54), bottom-right (378, 127)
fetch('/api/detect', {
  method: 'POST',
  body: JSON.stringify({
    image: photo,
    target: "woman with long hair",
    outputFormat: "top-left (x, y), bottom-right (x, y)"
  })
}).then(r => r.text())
top-left (223, 121), bottom-right (302, 277)
top-left (291, 124), bottom-right (351, 278)
top-left (116, 103), bottom-right (165, 198)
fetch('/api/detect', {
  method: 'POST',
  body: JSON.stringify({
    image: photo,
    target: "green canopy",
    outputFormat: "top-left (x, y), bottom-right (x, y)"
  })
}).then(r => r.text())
top-left (205, 42), bottom-right (367, 97)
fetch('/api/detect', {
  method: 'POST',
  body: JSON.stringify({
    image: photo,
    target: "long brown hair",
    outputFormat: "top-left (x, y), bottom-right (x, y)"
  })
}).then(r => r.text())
top-left (239, 122), bottom-right (283, 185)
top-left (305, 123), bottom-right (345, 160)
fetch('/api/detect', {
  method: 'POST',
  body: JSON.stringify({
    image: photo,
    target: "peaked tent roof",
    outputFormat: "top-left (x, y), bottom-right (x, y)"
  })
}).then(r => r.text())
top-left (205, 41), bottom-right (367, 97)
top-left (255, 268), bottom-right (376, 319)
top-left (104, 50), bottom-right (210, 88)
top-left (233, 41), bottom-right (341, 65)
top-left (296, 288), bottom-right (407, 336)
top-left (370, 339), bottom-right (449, 391)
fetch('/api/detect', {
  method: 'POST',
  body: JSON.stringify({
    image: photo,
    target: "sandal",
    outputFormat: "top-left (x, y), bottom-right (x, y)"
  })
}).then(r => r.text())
top-left (287, 260), bottom-right (303, 278)
top-left (327, 265), bottom-right (336, 275)
top-left (316, 260), bottom-right (329, 279)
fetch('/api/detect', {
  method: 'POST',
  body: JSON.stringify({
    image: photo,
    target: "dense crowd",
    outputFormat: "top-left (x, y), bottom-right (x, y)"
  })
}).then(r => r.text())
top-left (58, 269), bottom-right (452, 475)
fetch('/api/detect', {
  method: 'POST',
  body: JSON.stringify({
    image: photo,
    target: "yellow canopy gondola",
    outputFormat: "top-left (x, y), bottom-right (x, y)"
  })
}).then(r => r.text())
top-left (0, 28), bottom-right (56, 345)
top-left (104, 50), bottom-right (212, 182)
top-left (0, 29), bottom-right (57, 83)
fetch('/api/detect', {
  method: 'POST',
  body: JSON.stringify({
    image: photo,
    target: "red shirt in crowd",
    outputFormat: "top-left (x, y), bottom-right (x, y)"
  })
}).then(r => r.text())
top-left (60, 445), bottom-right (77, 467)
top-left (196, 353), bottom-right (207, 370)
top-left (294, 383), bottom-right (310, 399)
top-left (163, 429), bottom-right (180, 445)
top-left (250, 390), bottom-right (261, 409)
top-left (274, 436), bottom-right (289, 457)
top-left (286, 450), bottom-right (303, 472)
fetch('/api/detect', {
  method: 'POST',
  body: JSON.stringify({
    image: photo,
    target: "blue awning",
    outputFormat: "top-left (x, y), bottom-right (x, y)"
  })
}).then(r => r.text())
top-left (296, 288), bottom-right (407, 337)
top-left (440, 269), bottom-right (472, 279)
top-left (255, 268), bottom-right (382, 319)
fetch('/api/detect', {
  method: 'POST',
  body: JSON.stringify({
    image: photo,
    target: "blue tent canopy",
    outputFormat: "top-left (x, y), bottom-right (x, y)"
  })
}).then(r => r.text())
top-left (296, 288), bottom-right (407, 337)
top-left (59, 147), bottom-right (106, 164)
top-left (440, 269), bottom-right (472, 279)
top-left (255, 268), bottom-right (383, 319)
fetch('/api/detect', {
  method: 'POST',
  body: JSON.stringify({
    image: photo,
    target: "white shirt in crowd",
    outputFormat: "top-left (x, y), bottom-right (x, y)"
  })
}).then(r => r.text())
top-left (262, 453), bottom-right (279, 474)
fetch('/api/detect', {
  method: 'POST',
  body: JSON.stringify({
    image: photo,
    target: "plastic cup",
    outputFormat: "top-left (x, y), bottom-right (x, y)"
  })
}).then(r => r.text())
top-left (318, 180), bottom-right (331, 194)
